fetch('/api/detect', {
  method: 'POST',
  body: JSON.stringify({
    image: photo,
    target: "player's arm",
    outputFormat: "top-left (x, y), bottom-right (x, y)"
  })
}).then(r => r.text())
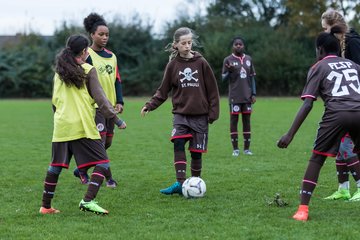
top-left (141, 65), bottom-right (172, 116)
top-left (250, 61), bottom-right (256, 103)
top-left (114, 65), bottom-right (124, 113)
top-left (222, 72), bottom-right (230, 81)
top-left (250, 75), bottom-right (256, 103)
top-left (221, 59), bottom-right (231, 81)
top-left (87, 68), bottom-right (126, 129)
top-left (277, 97), bottom-right (314, 148)
top-left (204, 60), bottom-right (220, 123)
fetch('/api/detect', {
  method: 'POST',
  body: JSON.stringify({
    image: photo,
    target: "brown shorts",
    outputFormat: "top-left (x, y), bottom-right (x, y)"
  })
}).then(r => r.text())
top-left (170, 114), bottom-right (208, 153)
top-left (230, 103), bottom-right (252, 115)
top-left (51, 138), bottom-right (109, 169)
top-left (313, 111), bottom-right (360, 157)
top-left (95, 109), bottom-right (115, 137)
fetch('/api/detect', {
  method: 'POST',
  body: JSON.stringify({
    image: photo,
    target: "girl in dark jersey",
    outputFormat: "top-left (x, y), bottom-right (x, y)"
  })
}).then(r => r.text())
top-left (73, 13), bottom-right (124, 188)
top-left (321, 9), bottom-right (360, 201)
top-left (141, 27), bottom-right (220, 195)
top-left (277, 28), bottom-right (360, 221)
top-left (40, 35), bottom-right (126, 215)
top-left (222, 36), bottom-right (256, 157)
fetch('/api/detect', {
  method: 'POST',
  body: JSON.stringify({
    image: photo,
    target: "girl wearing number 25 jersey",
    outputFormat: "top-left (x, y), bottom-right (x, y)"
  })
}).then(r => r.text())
top-left (277, 27), bottom-right (360, 221)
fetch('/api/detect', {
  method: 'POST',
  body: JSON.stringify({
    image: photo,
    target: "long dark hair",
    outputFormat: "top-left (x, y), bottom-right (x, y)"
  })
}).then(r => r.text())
top-left (55, 35), bottom-right (89, 89)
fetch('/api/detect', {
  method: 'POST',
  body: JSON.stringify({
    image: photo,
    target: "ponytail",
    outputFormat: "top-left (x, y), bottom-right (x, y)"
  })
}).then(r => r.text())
top-left (55, 35), bottom-right (89, 89)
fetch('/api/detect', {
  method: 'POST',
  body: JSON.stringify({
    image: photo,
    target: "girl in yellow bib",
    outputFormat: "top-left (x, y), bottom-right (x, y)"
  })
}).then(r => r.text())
top-left (73, 13), bottom-right (124, 187)
top-left (40, 35), bottom-right (126, 215)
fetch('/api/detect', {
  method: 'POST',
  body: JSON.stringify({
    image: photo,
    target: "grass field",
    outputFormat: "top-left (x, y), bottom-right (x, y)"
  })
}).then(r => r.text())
top-left (0, 98), bottom-right (359, 240)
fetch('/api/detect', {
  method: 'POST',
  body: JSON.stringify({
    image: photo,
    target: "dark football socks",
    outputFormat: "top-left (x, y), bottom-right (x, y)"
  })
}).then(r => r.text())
top-left (191, 152), bottom-right (202, 177)
top-left (243, 133), bottom-right (251, 150)
top-left (299, 161), bottom-right (323, 205)
top-left (174, 150), bottom-right (187, 183)
top-left (242, 114), bottom-right (251, 150)
top-left (230, 133), bottom-right (238, 150)
top-left (230, 114), bottom-right (239, 150)
top-left (336, 160), bottom-right (350, 184)
top-left (347, 157), bottom-right (360, 182)
top-left (84, 166), bottom-right (106, 202)
top-left (42, 171), bottom-right (60, 208)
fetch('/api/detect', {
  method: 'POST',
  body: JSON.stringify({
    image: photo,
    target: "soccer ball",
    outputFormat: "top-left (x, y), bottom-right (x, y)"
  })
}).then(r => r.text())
top-left (182, 177), bottom-right (206, 198)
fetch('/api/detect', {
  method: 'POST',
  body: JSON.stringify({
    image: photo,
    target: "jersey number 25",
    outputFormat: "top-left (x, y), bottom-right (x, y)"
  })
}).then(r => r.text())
top-left (328, 69), bottom-right (360, 96)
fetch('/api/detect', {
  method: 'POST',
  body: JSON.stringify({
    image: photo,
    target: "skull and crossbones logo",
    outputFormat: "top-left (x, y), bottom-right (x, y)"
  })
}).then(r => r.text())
top-left (179, 68), bottom-right (198, 82)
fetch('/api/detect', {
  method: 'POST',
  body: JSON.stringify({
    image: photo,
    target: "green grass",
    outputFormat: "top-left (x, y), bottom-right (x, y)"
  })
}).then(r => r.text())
top-left (0, 98), bottom-right (358, 240)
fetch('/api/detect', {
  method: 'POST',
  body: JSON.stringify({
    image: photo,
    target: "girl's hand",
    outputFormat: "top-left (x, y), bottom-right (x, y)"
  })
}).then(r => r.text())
top-left (141, 107), bottom-right (149, 117)
top-left (225, 63), bottom-right (236, 72)
top-left (277, 134), bottom-right (293, 148)
top-left (115, 104), bottom-right (123, 114)
top-left (118, 121), bottom-right (126, 129)
top-left (251, 96), bottom-right (256, 104)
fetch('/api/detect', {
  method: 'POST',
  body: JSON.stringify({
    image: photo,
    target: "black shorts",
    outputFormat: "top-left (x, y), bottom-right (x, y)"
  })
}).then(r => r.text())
top-left (51, 138), bottom-right (109, 169)
top-left (230, 103), bottom-right (252, 115)
top-left (313, 111), bottom-right (360, 157)
top-left (170, 114), bottom-right (209, 153)
top-left (95, 109), bottom-right (115, 137)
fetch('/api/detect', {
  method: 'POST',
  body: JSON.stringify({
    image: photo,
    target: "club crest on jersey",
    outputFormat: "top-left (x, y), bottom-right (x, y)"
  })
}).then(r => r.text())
top-left (240, 67), bottom-right (247, 79)
top-left (97, 123), bottom-right (105, 131)
top-left (179, 67), bottom-right (200, 88)
top-left (246, 60), bottom-right (251, 67)
top-left (179, 67), bottom-right (198, 82)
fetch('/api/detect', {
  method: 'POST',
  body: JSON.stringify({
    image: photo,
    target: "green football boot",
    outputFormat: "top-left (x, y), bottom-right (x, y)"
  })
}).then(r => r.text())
top-left (79, 200), bottom-right (109, 215)
top-left (324, 188), bottom-right (351, 200)
top-left (349, 189), bottom-right (360, 202)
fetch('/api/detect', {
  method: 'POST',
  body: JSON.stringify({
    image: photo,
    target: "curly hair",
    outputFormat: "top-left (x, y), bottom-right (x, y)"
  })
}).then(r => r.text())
top-left (55, 35), bottom-right (89, 89)
top-left (84, 12), bottom-right (107, 34)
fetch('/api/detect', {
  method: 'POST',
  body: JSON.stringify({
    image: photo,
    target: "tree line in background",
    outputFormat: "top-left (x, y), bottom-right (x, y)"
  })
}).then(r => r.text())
top-left (0, 0), bottom-right (359, 98)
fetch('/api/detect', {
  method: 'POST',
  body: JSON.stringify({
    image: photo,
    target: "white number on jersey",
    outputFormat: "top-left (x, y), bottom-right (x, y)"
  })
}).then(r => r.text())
top-left (328, 69), bottom-right (360, 96)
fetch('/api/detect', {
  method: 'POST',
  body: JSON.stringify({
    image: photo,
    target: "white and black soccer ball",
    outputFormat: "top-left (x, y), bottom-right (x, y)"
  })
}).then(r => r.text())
top-left (182, 177), bottom-right (206, 198)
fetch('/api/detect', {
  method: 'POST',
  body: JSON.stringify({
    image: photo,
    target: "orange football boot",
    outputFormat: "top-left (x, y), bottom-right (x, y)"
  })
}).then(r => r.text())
top-left (39, 207), bottom-right (60, 214)
top-left (292, 205), bottom-right (309, 221)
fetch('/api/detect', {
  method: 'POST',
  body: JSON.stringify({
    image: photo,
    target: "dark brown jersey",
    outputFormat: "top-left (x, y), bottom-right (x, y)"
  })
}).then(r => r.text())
top-left (222, 54), bottom-right (256, 103)
top-left (145, 51), bottom-right (220, 123)
top-left (301, 55), bottom-right (360, 112)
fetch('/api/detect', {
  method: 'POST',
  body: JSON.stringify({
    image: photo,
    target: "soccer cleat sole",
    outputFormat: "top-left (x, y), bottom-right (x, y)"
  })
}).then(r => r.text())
top-left (160, 190), bottom-right (183, 195)
top-left (79, 206), bottom-right (109, 215)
